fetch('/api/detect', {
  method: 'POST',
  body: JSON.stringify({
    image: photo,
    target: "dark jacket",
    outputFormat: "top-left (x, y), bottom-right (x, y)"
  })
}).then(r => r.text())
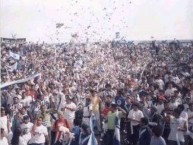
top-left (139, 125), bottom-right (151, 145)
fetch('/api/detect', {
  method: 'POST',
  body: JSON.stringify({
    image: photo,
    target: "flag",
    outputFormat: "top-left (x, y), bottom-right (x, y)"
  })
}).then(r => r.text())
top-left (113, 110), bottom-right (121, 145)
top-left (87, 116), bottom-right (98, 145)
top-left (9, 51), bottom-right (20, 60)
top-left (71, 33), bottom-right (78, 38)
top-left (56, 23), bottom-right (64, 28)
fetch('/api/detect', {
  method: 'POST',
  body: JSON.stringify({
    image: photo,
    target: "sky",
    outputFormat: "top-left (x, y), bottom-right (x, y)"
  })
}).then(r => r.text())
top-left (0, 0), bottom-right (193, 43)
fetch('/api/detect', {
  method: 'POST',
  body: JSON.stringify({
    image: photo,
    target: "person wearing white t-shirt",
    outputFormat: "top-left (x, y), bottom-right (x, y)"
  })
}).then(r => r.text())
top-left (155, 100), bottom-right (165, 114)
top-left (20, 91), bottom-right (32, 107)
top-left (177, 104), bottom-right (188, 121)
top-left (62, 96), bottom-right (77, 129)
top-left (29, 117), bottom-right (49, 145)
top-left (128, 103), bottom-right (144, 145)
top-left (0, 128), bottom-right (9, 145)
top-left (20, 116), bottom-right (33, 144)
top-left (165, 83), bottom-right (176, 98)
top-left (168, 108), bottom-right (188, 145)
top-left (154, 76), bottom-right (164, 90)
top-left (0, 108), bottom-right (10, 135)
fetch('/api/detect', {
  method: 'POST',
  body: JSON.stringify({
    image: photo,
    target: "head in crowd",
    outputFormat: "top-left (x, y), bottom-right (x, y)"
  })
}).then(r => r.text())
top-left (13, 97), bottom-right (19, 104)
top-left (0, 128), bottom-right (5, 139)
top-left (36, 117), bottom-right (43, 126)
top-left (0, 107), bottom-right (6, 117)
top-left (106, 95), bottom-right (112, 103)
top-left (152, 125), bottom-right (163, 137)
top-left (173, 108), bottom-right (181, 118)
top-left (90, 89), bottom-right (97, 97)
top-left (81, 124), bottom-right (90, 135)
top-left (177, 104), bottom-right (185, 113)
top-left (58, 111), bottom-right (65, 119)
top-left (132, 102), bottom-right (140, 111)
top-left (41, 104), bottom-right (47, 113)
top-left (85, 98), bottom-right (91, 106)
top-left (140, 117), bottom-right (149, 126)
top-left (23, 115), bottom-right (30, 124)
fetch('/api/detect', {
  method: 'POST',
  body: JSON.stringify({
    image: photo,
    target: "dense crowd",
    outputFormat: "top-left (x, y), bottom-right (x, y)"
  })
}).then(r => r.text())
top-left (0, 40), bottom-right (193, 145)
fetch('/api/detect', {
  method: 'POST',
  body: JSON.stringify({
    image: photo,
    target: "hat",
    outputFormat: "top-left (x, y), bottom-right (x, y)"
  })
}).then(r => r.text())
top-left (111, 101), bottom-right (117, 107)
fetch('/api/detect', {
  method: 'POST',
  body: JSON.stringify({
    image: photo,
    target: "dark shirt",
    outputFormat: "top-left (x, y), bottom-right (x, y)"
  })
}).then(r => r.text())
top-left (139, 125), bottom-right (151, 145)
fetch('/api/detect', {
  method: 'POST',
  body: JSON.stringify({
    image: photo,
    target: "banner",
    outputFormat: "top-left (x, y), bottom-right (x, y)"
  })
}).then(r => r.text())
top-left (9, 51), bottom-right (20, 60)
top-left (1, 37), bottom-right (26, 43)
top-left (0, 73), bottom-right (41, 89)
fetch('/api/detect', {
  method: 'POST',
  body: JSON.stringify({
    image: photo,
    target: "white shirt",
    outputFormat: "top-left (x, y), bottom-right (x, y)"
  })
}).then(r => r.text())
top-left (0, 137), bottom-right (9, 145)
top-left (64, 102), bottom-right (77, 121)
top-left (83, 105), bottom-right (93, 117)
top-left (165, 88), bottom-right (176, 97)
top-left (170, 101), bottom-right (180, 110)
top-left (28, 125), bottom-right (48, 144)
top-left (128, 109), bottom-right (144, 126)
top-left (154, 79), bottom-right (164, 90)
top-left (180, 111), bottom-right (188, 121)
top-left (20, 96), bottom-right (32, 107)
top-left (20, 122), bottom-right (33, 135)
top-left (19, 136), bottom-right (28, 145)
top-left (187, 110), bottom-right (193, 124)
top-left (155, 103), bottom-right (164, 114)
top-left (0, 116), bottom-right (8, 133)
top-left (168, 117), bottom-right (187, 142)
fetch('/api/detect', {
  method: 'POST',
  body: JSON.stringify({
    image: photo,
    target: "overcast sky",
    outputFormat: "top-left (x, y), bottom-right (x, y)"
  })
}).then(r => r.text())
top-left (0, 0), bottom-right (193, 43)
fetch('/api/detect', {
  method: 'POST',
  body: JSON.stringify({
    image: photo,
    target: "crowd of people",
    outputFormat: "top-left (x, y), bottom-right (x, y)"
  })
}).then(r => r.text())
top-left (0, 39), bottom-right (193, 145)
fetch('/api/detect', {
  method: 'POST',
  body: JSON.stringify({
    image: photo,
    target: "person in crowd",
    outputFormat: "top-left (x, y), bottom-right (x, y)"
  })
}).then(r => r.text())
top-left (79, 124), bottom-right (90, 145)
top-left (138, 117), bottom-right (151, 145)
top-left (62, 96), bottom-right (77, 129)
top-left (10, 97), bottom-right (23, 117)
top-left (71, 119), bottom-right (81, 145)
top-left (90, 89), bottom-right (102, 133)
top-left (82, 98), bottom-right (92, 126)
top-left (127, 102), bottom-right (144, 145)
top-left (155, 93), bottom-right (165, 114)
top-left (168, 108), bottom-right (188, 145)
top-left (161, 101), bottom-right (173, 143)
top-left (11, 127), bottom-right (27, 145)
top-left (101, 83), bottom-right (116, 99)
top-left (74, 104), bottom-right (83, 126)
top-left (20, 116), bottom-right (33, 144)
top-left (178, 104), bottom-right (188, 121)
top-left (149, 106), bottom-right (163, 128)
top-left (29, 117), bottom-right (49, 145)
top-left (0, 107), bottom-right (10, 135)
top-left (150, 125), bottom-right (166, 145)
top-left (103, 101), bottom-right (126, 145)
top-left (52, 111), bottom-right (69, 145)
top-left (0, 128), bottom-right (9, 145)
top-left (40, 104), bottom-right (52, 136)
